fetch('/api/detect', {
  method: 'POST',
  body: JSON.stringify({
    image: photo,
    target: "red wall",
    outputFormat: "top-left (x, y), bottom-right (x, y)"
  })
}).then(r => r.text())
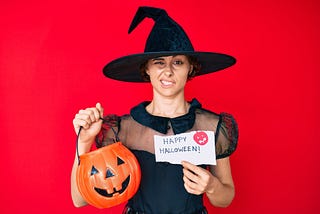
top-left (1, 0), bottom-right (319, 213)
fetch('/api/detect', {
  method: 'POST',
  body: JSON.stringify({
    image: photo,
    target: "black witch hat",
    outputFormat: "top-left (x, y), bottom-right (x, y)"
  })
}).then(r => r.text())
top-left (103, 6), bottom-right (236, 82)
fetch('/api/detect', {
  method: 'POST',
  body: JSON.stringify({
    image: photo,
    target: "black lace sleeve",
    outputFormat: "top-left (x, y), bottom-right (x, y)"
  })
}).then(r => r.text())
top-left (95, 114), bottom-right (121, 148)
top-left (215, 113), bottom-right (239, 159)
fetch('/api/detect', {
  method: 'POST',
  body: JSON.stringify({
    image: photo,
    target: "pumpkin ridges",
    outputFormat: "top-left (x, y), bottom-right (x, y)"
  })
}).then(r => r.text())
top-left (76, 142), bottom-right (141, 208)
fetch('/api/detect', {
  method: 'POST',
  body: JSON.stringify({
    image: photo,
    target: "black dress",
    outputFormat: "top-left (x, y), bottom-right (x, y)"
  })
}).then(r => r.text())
top-left (96, 99), bottom-right (238, 214)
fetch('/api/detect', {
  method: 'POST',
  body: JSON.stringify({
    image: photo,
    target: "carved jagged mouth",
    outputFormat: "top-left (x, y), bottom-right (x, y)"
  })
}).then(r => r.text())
top-left (94, 176), bottom-right (130, 197)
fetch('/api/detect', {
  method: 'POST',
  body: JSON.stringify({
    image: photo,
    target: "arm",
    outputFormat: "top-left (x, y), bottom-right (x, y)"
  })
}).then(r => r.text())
top-left (207, 157), bottom-right (235, 207)
top-left (182, 157), bottom-right (235, 207)
top-left (71, 154), bottom-right (89, 207)
top-left (70, 103), bottom-right (104, 207)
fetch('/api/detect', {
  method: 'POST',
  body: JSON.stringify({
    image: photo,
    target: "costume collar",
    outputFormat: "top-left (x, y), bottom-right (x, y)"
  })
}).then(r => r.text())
top-left (130, 98), bottom-right (201, 134)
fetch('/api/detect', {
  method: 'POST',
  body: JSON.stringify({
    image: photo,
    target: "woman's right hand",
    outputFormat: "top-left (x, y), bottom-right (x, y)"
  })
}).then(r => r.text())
top-left (73, 103), bottom-right (104, 146)
top-left (71, 103), bottom-right (104, 207)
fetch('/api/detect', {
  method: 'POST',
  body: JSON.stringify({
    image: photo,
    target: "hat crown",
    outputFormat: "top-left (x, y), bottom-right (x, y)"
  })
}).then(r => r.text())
top-left (129, 6), bottom-right (194, 53)
top-left (103, 6), bottom-right (236, 82)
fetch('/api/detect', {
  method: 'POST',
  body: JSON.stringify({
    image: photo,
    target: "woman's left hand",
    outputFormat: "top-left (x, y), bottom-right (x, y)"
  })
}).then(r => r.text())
top-left (181, 161), bottom-right (216, 195)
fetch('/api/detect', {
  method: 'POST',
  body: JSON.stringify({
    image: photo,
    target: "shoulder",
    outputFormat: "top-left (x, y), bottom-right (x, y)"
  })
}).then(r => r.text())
top-left (195, 107), bottom-right (220, 121)
top-left (192, 101), bottom-right (239, 159)
top-left (215, 112), bottom-right (239, 159)
top-left (216, 113), bottom-right (239, 140)
top-left (96, 113), bottom-right (132, 147)
top-left (194, 106), bottom-right (238, 137)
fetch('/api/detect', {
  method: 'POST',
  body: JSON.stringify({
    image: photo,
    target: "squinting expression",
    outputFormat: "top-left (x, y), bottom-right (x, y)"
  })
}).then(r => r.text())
top-left (146, 55), bottom-right (192, 87)
top-left (146, 55), bottom-right (192, 97)
top-left (147, 55), bottom-right (191, 72)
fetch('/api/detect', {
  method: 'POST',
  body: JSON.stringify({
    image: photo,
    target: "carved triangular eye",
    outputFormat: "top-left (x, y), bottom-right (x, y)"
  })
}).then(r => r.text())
top-left (90, 166), bottom-right (99, 176)
top-left (106, 169), bottom-right (115, 178)
top-left (117, 157), bottom-right (125, 165)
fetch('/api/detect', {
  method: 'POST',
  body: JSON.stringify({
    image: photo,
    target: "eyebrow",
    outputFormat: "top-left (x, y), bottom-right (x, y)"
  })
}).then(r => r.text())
top-left (151, 57), bottom-right (165, 61)
top-left (151, 55), bottom-right (184, 61)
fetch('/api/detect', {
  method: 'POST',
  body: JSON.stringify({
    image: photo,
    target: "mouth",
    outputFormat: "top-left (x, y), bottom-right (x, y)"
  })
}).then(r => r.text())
top-left (160, 80), bottom-right (175, 87)
top-left (94, 176), bottom-right (130, 197)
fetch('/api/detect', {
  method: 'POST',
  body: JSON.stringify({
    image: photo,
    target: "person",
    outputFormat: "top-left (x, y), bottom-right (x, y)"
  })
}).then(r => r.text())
top-left (71, 6), bottom-right (238, 214)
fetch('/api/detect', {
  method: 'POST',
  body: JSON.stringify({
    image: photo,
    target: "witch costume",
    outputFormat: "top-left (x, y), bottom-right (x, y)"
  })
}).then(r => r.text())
top-left (98, 6), bottom-right (238, 214)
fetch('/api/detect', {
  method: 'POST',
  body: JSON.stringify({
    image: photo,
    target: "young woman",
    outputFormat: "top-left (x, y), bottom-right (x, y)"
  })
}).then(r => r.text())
top-left (71, 7), bottom-right (238, 214)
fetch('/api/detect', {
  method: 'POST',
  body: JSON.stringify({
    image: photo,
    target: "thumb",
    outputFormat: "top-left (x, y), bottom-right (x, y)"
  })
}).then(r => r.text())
top-left (96, 102), bottom-right (104, 118)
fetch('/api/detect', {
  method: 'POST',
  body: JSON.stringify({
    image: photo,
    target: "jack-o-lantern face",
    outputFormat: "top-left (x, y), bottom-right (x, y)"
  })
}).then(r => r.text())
top-left (193, 131), bottom-right (209, 145)
top-left (76, 142), bottom-right (141, 208)
top-left (91, 156), bottom-right (130, 197)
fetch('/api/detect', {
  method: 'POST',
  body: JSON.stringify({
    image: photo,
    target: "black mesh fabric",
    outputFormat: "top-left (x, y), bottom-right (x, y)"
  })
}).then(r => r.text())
top-left (95, 99), bottom-right (238, 213)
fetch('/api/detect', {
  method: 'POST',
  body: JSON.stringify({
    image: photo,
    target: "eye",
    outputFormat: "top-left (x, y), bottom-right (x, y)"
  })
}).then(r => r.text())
top-left (106, 169), bottom-right (115, 178)
top-left (173, 60), bottom-right (183, 65)
top-left (154, 61), bottom-right (165, 65)
top-left (117, 157), bottom-right (125, 165)
top-left (90, 166), bottom-right (99, 176)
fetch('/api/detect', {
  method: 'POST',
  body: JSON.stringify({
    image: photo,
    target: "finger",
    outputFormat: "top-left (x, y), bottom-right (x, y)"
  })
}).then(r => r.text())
top-left (182, 162), bottom-right (211, 190)
top-left (183, 174), bottom-right (196, 187)
top-left (96, 102), bottom-right (104, 118)
top-left (75, 112), bottom-right (93, 125)
top-left (182, 168), bottom-right (199, 184)
top-left (80, 108), bottom-right (99, 123)
top-left (73, 118), bottom-right (90, 130)
top-left (182, 161), bottom-right (207, 177)
top-left (182, 161), bottom-right (201, 184)
top-left (181, 161), bottom-right (198, 172)
top-left (183, 182), bottom-right (194, 194)
top-left (183, 173), bottom-right (207, 194)
top-left (183, 175), bottom-right (202, 195)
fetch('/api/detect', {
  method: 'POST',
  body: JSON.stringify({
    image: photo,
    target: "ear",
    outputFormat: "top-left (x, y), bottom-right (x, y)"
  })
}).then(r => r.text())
top-left (188, 65), bottom-right (194, 75)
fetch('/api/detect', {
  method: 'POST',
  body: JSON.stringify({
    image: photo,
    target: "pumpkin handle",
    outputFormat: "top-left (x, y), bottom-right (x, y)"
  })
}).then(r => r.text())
top-left (76, 126), bottom-right (83, 165)
top-left (76, 117), bottom-right (120, 165)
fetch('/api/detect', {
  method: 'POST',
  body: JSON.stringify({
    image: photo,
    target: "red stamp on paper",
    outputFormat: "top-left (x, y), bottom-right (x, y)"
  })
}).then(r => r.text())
top-left (193, 131), bottom-right (209, 146)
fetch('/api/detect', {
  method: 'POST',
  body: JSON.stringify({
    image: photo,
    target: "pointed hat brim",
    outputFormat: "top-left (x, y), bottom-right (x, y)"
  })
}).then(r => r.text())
top-left (103, 51), bottom-right (236, 82)
top-left (103, 7), bottom-right (236, 82)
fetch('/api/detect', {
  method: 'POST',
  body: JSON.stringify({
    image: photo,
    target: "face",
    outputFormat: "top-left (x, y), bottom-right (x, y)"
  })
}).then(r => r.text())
top-left (76, 143), bottom-right (141, 208)
top-left (146, 55), bottom-right (192, 98)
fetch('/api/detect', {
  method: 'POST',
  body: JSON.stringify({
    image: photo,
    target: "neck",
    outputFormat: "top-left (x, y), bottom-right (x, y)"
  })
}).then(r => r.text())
top-left (146, 96), bottom-right (190, 118)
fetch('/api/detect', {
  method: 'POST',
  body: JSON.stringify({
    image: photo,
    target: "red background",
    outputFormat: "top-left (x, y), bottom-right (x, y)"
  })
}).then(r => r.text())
top-left (1, 0), bottom-right (319, 213)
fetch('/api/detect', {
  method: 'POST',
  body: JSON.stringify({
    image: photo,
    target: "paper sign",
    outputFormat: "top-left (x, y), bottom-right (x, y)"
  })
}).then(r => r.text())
top-left (154, 131), bottom-right (216, 165)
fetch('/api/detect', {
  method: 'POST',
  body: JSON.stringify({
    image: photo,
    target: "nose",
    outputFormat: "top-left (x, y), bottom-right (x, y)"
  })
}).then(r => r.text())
top-left (163, 65), bottom-right (173, 77)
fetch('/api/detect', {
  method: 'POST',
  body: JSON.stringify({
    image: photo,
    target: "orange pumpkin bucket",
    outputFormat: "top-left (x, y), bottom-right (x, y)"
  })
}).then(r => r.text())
top-left (76, 126), bottom-right (141, 208)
